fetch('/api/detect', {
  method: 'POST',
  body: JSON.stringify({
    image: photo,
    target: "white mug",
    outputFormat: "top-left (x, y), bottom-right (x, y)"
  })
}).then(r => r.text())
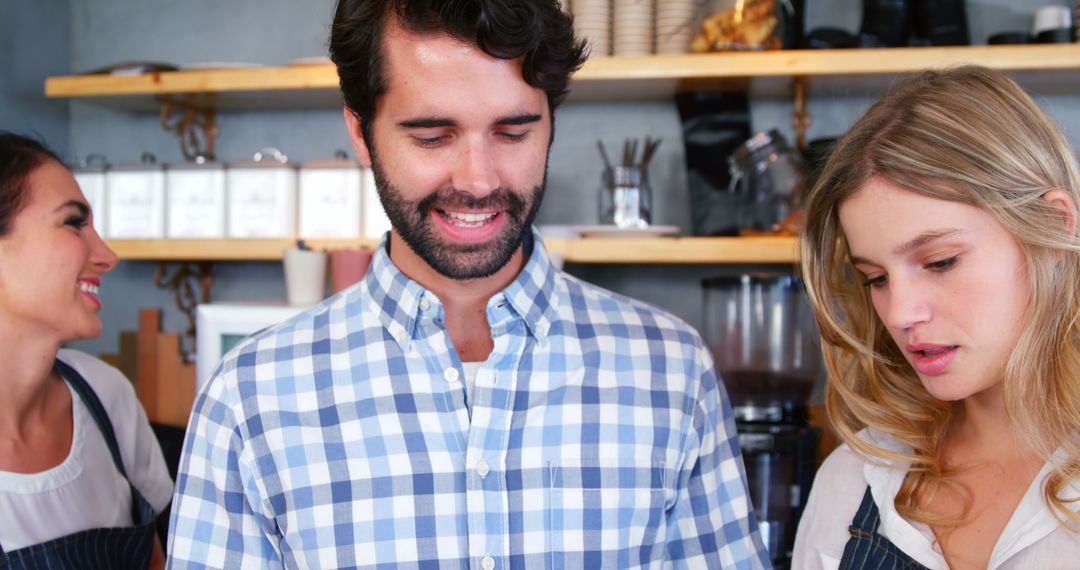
top-left (283, 247), bottom-right (327, 306)
top-left (1033, 5), bottom-right (1072, 35)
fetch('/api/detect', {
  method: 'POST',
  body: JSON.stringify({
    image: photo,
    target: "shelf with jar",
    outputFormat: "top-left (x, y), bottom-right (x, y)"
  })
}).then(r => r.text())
top-left (49, 44), bottom-right (1080, 265)
top-left (106, 235), bottom-right (800, 264)
top-left (44, 44), bottom-right (1080, 109)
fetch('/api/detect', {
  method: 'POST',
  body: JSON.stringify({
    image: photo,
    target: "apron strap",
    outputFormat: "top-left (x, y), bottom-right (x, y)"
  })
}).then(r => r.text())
top-left (0, 360), bottom-right (154, 559)
top-left (54, 358), bottom-right (129, 479)
top-left (850, 485), bottom-right (881, 533)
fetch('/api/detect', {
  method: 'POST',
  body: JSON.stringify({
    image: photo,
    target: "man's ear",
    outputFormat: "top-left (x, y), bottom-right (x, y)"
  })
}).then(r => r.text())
top-left (1042, 188), bottom-right (1078, 238)
top-left (343, 107), bottom-right (372, 167)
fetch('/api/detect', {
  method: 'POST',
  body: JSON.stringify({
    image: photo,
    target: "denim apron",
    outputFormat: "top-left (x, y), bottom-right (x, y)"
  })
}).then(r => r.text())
top-left (0, 359), bottom-right (156, 569)
top-left (839, 486), bottom-right (930, 570)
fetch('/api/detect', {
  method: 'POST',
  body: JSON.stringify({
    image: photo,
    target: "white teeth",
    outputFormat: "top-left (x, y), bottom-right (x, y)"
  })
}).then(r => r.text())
top-left (78, 282), bottom-right (99, 296)
top-left (444, 211), bottom-right (496, 227)
top-left (921, 346), bottom-right (952, 356)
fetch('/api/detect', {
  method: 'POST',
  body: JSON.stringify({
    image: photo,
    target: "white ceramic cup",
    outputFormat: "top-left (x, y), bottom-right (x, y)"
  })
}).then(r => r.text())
top-left (283, 247), bottom-right (328, 306)
top-left (1033, 5), bottom-right (1072, 35)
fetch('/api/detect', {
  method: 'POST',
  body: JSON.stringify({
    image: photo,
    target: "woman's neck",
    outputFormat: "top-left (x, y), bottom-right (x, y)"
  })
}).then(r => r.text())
top-left (0, 327), bottom-right (64, 438)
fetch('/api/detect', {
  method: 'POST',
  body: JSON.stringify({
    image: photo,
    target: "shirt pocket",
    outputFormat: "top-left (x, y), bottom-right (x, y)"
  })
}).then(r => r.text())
top-left (546, 458), bottom-right (667, 569)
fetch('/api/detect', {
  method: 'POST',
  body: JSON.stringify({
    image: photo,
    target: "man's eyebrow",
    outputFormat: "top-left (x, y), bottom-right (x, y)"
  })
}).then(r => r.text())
top-left (54, 200), bottom-right (89, 216)
top-left (398, 114), bottom-right (543, 129)
top-left (849, 229), bottom-right (963, 266)
top-left (398, 117), bottom-right (457, 129)
top-left (495, 114), bottom-right (542, 126)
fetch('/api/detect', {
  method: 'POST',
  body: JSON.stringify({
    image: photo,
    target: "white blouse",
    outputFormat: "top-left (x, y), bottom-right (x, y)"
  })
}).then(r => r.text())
top-left (0, 349), bottom-right (174, 551)
top-left (792, 429), bottom-right (1080, 569)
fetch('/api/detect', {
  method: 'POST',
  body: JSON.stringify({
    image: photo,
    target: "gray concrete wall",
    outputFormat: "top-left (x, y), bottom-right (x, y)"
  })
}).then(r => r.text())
top-left (39, 0), bottom-right (1080, 367)
top-left (2, 0), bottom-right (71, 156)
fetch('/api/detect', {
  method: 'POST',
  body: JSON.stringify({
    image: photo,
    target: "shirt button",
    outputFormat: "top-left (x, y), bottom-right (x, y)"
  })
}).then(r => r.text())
top-left (481, 555), bottom-right (495, 570)
top-left (443, 367), bottom-right (460, 383)
top-left (419, 297), bottom-right (430, 311)
top-left (476, 460), bottom-right (490, 478)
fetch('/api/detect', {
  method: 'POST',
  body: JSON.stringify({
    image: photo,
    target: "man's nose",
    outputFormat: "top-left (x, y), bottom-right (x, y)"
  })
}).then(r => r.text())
top-left (453, 137), bottom-right (500, 196)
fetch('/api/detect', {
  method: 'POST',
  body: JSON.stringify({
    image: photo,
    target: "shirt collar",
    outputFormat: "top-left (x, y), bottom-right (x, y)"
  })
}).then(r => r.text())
top-left (362, 227), bottom-right (560, 351)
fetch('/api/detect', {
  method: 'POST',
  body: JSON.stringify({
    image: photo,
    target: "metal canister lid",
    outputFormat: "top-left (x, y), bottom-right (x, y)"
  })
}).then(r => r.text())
top-left (70, 154), bottom-right (110, 173)
top-left (168, 154), bottom-right (225, 170)
top-left (729, 129), bottom-right (791, 165)
top-left (110, 152), bottom-right (164, 172)
top-left (301, 150), bottom-right (360, 170)
top-left (229, 147), bottom-right (294, 169)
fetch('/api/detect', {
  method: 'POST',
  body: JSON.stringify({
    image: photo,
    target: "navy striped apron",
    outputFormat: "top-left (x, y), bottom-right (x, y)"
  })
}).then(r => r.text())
top-left (839, 486), bottom-right (930, 570)
top-left (0, 359), bottom-right (156, 569)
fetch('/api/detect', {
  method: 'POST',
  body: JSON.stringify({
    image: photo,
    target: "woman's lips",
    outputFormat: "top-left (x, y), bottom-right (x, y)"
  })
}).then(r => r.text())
top-left (78, 279), bottom-right (102, 309)
top-left (907, 344), bottom-right (958, 376)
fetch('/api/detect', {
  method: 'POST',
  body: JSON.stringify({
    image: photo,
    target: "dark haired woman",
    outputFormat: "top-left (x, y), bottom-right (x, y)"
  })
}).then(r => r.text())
top-left (0, 132), bottom-right (173, 569)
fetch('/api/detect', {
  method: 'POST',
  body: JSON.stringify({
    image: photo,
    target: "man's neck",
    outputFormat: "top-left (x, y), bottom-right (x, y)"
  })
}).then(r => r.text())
top-left (386, 231), bottom-right (528, 361)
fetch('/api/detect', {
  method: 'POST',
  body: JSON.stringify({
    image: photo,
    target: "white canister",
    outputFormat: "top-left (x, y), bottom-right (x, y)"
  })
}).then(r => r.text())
top-left (105, 154), bottom-right (166, 239)
top-left (71, 155), bottom-right (109, 236)
top-left (361, 167), bottom-right (392, 240)
top-left (226, 149), bottom-right (297, 238)
top-left (298, 154), bottom-right (362, 238)
top-left (166, 158), bottom-right (227, 238)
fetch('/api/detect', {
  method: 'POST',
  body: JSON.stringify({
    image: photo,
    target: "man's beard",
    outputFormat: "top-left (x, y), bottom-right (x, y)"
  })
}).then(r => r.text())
top-left (370, 151), bottom-right (546, 280)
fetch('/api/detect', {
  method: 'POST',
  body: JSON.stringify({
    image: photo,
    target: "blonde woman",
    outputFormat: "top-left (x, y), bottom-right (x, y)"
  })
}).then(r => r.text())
top-left (792, 66), bottom-right (1080, 568)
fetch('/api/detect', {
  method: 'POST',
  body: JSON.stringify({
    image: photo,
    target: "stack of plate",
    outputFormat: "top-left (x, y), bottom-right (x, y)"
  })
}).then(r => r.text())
top-left (613, 0), bottom-right (654, 56)
top-left (656, 0), bottom-right (701, 54)
top-left (573, 0), bottom-right (611, 57)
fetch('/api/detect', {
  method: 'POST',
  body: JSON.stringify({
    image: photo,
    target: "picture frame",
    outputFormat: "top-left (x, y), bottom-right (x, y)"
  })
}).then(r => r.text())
top-left (195, 302), bottom-right (306, 392)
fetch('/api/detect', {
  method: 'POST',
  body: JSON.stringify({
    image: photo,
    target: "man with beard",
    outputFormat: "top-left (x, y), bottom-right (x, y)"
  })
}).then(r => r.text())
top-left (168, 1), bottom-right (768, 568)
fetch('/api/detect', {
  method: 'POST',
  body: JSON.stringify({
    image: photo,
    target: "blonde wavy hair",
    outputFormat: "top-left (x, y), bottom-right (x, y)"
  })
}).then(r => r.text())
top-left (800, 65), bottom-right (1080, 526)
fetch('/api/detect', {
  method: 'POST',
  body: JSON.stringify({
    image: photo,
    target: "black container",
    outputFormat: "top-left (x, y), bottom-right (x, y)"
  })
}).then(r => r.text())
top-left (738, 423), bottom-right (818, 568)
top-left (776, 0), bottom-right (807, 48)
top-left (677, 92), bottom-right (752, 236)
top-left (912, 0), bottom-right (969, 45)
top-left (860, 0), bottom-right (911, 46)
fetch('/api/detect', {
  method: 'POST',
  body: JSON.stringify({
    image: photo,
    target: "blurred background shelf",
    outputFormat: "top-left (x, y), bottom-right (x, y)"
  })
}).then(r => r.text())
top-left (46, 44), bottom-right (1080, 109)
top-left (107, 236), bottom-right (799, 263)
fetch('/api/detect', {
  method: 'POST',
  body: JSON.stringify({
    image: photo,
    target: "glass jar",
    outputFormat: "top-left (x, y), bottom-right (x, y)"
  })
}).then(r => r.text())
top-left (598, 165), bottom-right (652, 229)
top-left (727, 130), bottom-right (805, 232)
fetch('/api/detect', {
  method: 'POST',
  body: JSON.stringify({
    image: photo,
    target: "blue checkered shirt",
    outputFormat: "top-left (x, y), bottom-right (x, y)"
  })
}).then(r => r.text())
top-left (168, 230), bottom-right (769, 569)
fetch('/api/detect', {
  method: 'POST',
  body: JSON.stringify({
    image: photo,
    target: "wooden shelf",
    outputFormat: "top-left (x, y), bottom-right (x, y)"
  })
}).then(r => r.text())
top-left (108, 236), bottom-right (799, 264)
top-left (546, 236), bottom-right (798, 264)
top-left (46, 44), bottom-right (1080, 109)
top-left (57, 44), bottom-right (1080, 265)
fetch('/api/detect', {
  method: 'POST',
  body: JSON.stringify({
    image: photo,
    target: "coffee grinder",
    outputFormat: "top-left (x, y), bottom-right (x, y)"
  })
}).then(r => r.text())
top-left (703, 273), bottom-right (822, 568)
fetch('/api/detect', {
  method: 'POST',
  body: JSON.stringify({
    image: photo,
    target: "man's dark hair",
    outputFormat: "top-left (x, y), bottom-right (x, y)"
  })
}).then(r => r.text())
top-left (0, 132), bottom-right (63, 237)
top-left (329, 0), bottom-right (587, 145)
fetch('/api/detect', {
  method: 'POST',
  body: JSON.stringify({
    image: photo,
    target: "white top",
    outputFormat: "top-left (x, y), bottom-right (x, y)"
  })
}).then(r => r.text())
top-left (793, 428), bottom-right (1080, 569)
top-left (461, 361), bottom-right (483, 409)
top-left (0, 349), bottom-right (174, 551)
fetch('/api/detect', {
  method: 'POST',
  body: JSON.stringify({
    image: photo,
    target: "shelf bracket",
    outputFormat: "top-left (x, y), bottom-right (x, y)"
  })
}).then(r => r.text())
top-left (791, 75), bottom-right (811, 152)
top-left (159, 96), bottom-right (219, 161)
top-left (153, 261), bottom-right (214, 361)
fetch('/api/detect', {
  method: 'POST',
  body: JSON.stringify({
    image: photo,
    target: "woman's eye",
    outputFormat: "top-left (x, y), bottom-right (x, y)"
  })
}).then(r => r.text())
top-left (862, 275), bottom-right (888, 289)
top-left (926, 256), bottom-right (959, 272)
top-left (65, 215), bottom-right (89, 229)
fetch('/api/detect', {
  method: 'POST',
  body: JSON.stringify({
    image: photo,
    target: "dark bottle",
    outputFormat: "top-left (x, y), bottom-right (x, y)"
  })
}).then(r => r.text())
top-left (776, 0), bottom-right (806, 49)
top-left (911, 0), bottom-right (970, 45)
top-left (860, 0), bottom-right (911, 46)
